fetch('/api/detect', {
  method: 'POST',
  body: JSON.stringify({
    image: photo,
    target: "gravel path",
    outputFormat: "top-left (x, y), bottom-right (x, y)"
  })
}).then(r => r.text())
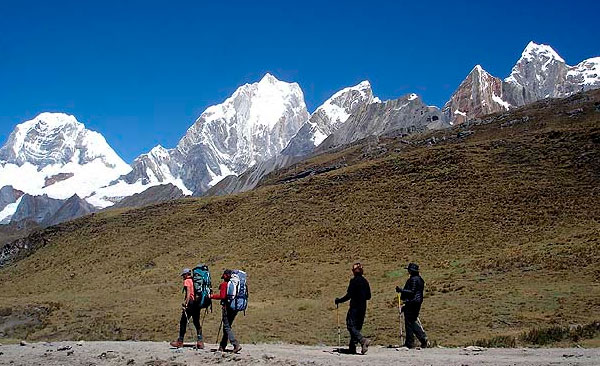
top-left (0, 341), bottom-right (598, 365)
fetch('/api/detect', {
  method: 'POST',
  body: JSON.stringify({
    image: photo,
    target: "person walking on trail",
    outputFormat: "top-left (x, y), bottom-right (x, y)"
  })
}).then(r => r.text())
top-left (335, 262), bottom-right (372, 354)
top-left (395, 262), bottom-right (429, 349)
top-left (210, 269), bottom-right (242, 353)
top-left (170, 268), bottom-right (204, 349)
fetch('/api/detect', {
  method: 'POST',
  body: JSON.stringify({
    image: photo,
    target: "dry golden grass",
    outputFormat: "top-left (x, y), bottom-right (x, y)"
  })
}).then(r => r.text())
top-left (0, 91), bottom-right (599, 346)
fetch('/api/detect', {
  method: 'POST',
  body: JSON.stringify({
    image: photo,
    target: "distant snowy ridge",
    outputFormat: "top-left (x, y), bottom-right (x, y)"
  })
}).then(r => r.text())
top-left (445, 42), bottom-right (600, 125)
top-left (92, 73), bottom-right (310, 201)
top-left (0, 113), bottom-right (131, 209)
top-left (282, 80), bottom-right (376, 157)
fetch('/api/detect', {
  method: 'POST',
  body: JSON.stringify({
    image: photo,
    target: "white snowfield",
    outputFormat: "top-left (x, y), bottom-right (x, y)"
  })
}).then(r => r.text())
top-left (0, 113), bottom-right (132, 211)
top-left (0, 341), bottom-right (598, 366)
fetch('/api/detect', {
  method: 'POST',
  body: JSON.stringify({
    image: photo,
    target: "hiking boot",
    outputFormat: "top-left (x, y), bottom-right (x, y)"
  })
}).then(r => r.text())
top-left (169, 340), bottom-right (183, 348)
top-left (232, 344), bottom-right (242, 353)
top-left (360, 338), bottom-right (370, 354)
top-left (196, 341), bottom-right (204, 349)
top-left (348, 346), bottom-right (357, 354)
top-left (218, 346), bottom-right (225, 352)
top-left (420, 339), bottom-right (429, 348)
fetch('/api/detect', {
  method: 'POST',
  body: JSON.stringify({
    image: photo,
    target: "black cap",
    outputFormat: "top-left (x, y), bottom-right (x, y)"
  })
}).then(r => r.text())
top-left (406, 263), bottom-right (419, 272)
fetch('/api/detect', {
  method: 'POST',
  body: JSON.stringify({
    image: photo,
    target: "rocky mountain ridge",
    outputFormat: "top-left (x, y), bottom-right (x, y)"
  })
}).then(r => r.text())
top-left (445, 42), bottom-right (600, 125)
top-left (1, 41), bottom-right (599, 221)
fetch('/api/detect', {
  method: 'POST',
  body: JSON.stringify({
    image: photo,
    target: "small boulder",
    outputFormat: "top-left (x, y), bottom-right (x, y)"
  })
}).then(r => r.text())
top-left (19, 340), bottom-right (28, 346)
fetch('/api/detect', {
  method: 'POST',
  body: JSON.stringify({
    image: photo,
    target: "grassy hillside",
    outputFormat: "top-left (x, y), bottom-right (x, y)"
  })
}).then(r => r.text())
top-left (0, 91), bottom-right (599, 346)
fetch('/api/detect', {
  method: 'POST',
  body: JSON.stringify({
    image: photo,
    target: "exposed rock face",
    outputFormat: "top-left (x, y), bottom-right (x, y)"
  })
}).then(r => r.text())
top-left (445, 42), bottom-right (600, 126)
top-left (503, 42), bottom-right (600, 106)
top-left (103, 73), bottom-right (309, 197)
top-left (282, 81), bottom-right (376, 156)
top-left (111, 184), bottom-right (184, 209)
top-left (43, 173), bottom-right (75, 188)
top-left (42, 194), bottom-right (97, 227)
top-left (443, 65), bottom-right (510, 125)
top-left (203, 154), bottom-right (302, 196)
top-left (207, 82), bottom-right (379, 197)
top-left (0, 186), bottom-right (24, 212)
top-left (10, 194), bottom-right (65, 224)
top-left (317, 94), bottom-right (447, 152)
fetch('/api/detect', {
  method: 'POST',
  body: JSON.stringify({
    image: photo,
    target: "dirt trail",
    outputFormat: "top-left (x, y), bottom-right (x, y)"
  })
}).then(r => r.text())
top-left (0, 341), bottom-right (598, 366)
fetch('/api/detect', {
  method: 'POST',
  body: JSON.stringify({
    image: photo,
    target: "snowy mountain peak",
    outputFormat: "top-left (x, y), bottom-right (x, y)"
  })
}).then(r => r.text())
top-left (149, 144), bottom-right (170, 159)
top-left (521, 41), bottom-right (565, 63)
top-left (0, 113), bottom-right (131, 207)
top-left (443, 64), bottom-right (508, 125)
top-left (281, 81), bottom-right (375, 156)
top-left (259, 72), bottom-right (279, 84)
top-left (568, 57), bottom-right (600, 86)
top-left (0, 112), bottom-right (127, 170)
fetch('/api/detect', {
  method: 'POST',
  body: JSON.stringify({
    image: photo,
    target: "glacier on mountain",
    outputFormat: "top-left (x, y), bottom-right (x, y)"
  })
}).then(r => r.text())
top-left (0, 113), bottom-right (131, 205)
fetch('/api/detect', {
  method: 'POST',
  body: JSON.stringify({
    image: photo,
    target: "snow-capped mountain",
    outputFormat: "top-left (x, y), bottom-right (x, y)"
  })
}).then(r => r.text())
top-left (443, 65), bottom-right (510, 126)
top-left (317, 93), bottom-right (447, 152)
top-left (504, 41), bottom-right (600, 106)
top-left (98, 73), bottom-right (309, 198)
top-left (174, 72), bottom-right (309, 192)
top-left (282, 80), bottom-right (378, 156)
top-left (445, 42), bottom-right (600, 125)
top-left (0, 113), bottom-right (131, 204)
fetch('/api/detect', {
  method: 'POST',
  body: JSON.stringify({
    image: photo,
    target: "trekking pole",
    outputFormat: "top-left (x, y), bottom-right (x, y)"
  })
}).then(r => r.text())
top-left (397, 293), bottom-right (404, 347)
top-left (336, 304), bottom-right (341, 351)
top-left (216, 318), bottom-right (223, 347)
top-left (201, 308), bottom-right (208, 328)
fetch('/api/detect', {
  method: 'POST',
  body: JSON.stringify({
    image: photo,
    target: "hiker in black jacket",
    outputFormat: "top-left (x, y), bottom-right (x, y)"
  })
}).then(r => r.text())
top-left (396, 262), bottom-right (428, 348)
top-left (335, 262), bottom-right (372, 354)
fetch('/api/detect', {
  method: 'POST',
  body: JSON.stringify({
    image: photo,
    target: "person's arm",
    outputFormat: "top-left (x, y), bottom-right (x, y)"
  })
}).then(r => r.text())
top-left (336, 279), bottom-right (354, 304)
top-left (401, 278), bottom-right (418, 304)
top-left (365, 279), bottom-right (371, 301)
top-left (183, 279), bottom-right (193, 307)
top-left (210, 282), bottom-right (227, 300)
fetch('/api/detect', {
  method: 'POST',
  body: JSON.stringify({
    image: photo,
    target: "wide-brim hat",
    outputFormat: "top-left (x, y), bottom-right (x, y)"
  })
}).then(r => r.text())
top-left (181, 268), bottom-right (192, 276)
top-left (406, 263), bottom-right (419, 272)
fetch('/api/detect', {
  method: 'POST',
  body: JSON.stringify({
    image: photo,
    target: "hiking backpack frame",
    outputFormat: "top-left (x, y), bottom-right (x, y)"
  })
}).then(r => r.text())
top-left (227, 269), bottom-right (248, 313)
top-left (192, 264), bottom-right (212, 310)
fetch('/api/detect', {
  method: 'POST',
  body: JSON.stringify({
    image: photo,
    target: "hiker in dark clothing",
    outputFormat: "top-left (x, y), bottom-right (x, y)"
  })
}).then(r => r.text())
top-left (396, 262), bottom-right (428, 348)
top-left (210, 269), bottom-right (242, 353)
top-left (170, 268), bottom-right (204, 349)
top-left (335, 262), bottom-right (372, 354)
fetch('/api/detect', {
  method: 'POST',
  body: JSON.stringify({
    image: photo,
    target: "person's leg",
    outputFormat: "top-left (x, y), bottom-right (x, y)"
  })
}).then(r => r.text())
top-left (413, 317), bottom-right (428, 347)
top-left (404, 316), bottom-right (415, 348)
top-left (346, 308), bottom-right (364, 351)
top-left (226, 309), bottom-right (239, 347)
top-left (178, 310), bottom-right (188, 341)
top-left (346, 310), bottom-right (357, 353)
top-left (220, 307), bottom-right (229, 349)
top-left (191, 303), bottom-right (203, 345)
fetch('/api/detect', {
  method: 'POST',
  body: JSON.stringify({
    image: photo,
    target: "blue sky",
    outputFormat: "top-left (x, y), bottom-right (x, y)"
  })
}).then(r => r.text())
top-left (1, 0), bottom-right (599, 162)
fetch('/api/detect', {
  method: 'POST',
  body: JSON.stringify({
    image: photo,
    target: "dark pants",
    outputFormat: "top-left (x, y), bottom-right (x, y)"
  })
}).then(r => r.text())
top-left (178, 300), bottom-right (203, 341)
top-left (404, 315), bottom-right (427, 348)
top-left (346, 307), bottom-right (366, 351)
top-left (220, 306), bottom-right (239, 349)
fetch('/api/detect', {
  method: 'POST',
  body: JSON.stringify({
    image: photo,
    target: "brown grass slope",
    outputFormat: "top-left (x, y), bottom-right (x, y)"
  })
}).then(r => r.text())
top-left (0, 91), bottom-right (599, 346)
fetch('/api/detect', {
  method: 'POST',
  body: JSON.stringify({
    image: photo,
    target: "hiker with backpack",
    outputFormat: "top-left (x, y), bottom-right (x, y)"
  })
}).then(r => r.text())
top-left (170, 268), bottom-right (206, 349)
top-left (395, 262), bottom-right (429, 349)
top-left (210, 269), bottom-right (247, 353)
top-left (335, 262), bottom-right (372, 354)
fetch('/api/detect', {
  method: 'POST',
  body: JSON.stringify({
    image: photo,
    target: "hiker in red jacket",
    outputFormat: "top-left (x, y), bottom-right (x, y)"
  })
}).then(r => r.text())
top-left (211, 269), bottom-right (242, 353)
top-left (170, 268), bottom-right (204, 349)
